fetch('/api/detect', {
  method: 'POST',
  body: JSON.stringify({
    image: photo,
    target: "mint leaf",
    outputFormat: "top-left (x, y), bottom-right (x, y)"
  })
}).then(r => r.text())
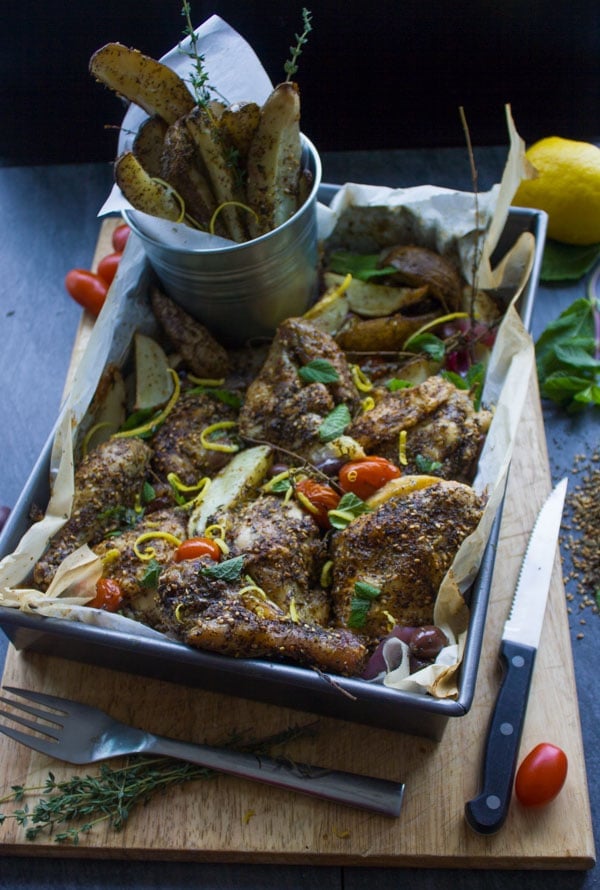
top-left (348, 581), bottom-right (381, 628)
top-left (298, 359), bottom-right (340, 384)
top-left (541, 240), bottom-right (600, 283)
top-left (387, 378), bottom-right (414, 391)
top-left (141, 558), bottom-right (163, 588)
top-left (200, 555), bottom-right (245, 581)
top-left (354, 581), bottom-right (381, 600)
top-left (318, 404), bottom-right (351, 442)
top-left (328, 251), bottom-right (397, 282)
top-left (404, 333), bottom-right (446, 362)
top-left (415, 454), bottom-right (442, 473)
top-left (328, 492), bottom-right (372, 529)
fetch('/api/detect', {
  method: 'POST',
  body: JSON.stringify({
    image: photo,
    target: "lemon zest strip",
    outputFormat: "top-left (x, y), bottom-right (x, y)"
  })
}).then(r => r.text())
top-left (82, 422), bottom-right (116, 457)
top-left (209, 201), bottom-right (259, 235)
top-left (187, 375), bottom-right (226, 387)
top-left (200, 421), bottom-right (239, 453)
top-left (351, 364), bottom-right (373, 393)
top-left (399, 429), bottom-right (408, 466)
top-left (402, 312), bottom-right (470, 351)
top-left (113, 369), bottom-right (180, 439)
top-left (133, 531), bottom-right (182, 562)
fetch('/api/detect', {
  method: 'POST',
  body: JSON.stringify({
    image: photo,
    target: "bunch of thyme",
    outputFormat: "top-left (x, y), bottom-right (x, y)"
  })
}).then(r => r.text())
top-left (0, 723), bottom-right (316, 845)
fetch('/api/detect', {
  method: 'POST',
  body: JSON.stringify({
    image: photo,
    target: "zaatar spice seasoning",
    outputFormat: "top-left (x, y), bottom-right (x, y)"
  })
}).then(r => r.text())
top-left (562, 449), bottom-right (600, 629)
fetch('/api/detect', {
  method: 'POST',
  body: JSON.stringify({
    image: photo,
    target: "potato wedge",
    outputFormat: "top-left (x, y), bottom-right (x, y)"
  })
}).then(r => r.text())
top-left (114, 151), bottom-right (183, 222)
top-left (335, 311), bottom-right (439, 352)
top-left (187, 445), bottom-right (273, 537)
top-left (134, 333), bottom-right (174, 412)
top-left (185, 106), bottom-right (250, 243)
top-left (89, 43), bottom-right (195, 125)
top-left (160, 118), bottom-right (225, 234)
top-left (220, 102), bottom-right (261, 164)
top-left (133, 116), bottom-right (168, 178)
top-left (323, 272), bottom-right (430, 318)
top-left (246, 82), bottom-right (302, 237)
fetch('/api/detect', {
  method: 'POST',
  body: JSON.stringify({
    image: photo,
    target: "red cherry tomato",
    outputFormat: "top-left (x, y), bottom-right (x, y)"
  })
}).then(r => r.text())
top-left (515, 743), bottom-right (568, 807)
top-left (112, 223), bottom-right (131, 253)
top-left (97, 251), bottom-right (122, 286)
top-left (295, 479), bottom-right (340, 529)
top-left (338, 456), bottom-right (401, 500)
top-left (174, 537), bottom-right (222, 563)
top-left (64, 269), bottom-right (108, 317)
top-left (88, 578), bottom-right (124, 612)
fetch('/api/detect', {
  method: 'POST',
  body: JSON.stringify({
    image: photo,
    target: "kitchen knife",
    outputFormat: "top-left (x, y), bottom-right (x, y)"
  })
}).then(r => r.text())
top-left (464, 477), bottom-right (568, 834)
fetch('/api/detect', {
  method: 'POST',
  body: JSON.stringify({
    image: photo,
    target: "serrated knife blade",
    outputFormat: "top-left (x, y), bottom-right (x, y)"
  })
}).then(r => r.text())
top-left (464, 477), bottom-right (568, 835)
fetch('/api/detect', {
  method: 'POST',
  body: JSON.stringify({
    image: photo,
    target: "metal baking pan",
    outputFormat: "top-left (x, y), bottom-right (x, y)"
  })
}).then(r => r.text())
top-left (0, 194), bottom-right (547, 740)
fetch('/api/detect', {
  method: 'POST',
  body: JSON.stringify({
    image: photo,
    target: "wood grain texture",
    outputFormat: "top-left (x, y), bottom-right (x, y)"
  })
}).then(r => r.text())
top-left (0, 228), bottom-right (595, 866)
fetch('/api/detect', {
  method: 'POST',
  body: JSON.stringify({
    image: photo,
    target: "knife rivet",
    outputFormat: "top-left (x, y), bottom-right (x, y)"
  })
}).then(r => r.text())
top-left (500, 722), bottom-right (514, 736)
top-left (486, 795), bottom-right (501, 810)
top-left (511, 655), bottom-right (525, 668)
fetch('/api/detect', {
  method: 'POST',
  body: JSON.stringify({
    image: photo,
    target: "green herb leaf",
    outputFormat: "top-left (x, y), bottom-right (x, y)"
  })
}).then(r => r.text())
top-left (298, 359), bottom-right (340, 384)
top-left (188, 385), bottom-right (242, 409)
top-left (415, 454), bottom-right (442, 473)
top-left (141, 481), bottom-right (156, 504)
top-left (318, 404), bottom-right (351, 442)
top-left (387, 378), bottom-right (414, 391)
top-left (328, 492), bottom-right (372, 529)
top-left (327, 251), bottom-right (397, 282)
top-left (403, 333), bottom-right (446, 361)
top-left (284, 8), bottom-right (313, 81)
top-left (140, 558), bottom-right (163, 588)
top-left (541, 240), bottom-right (600, 283)
top-left (348, 580), bottom-right (381, 628)
top-left (200, 554), bottom-right (245, 581)
top-left (269, 478), bottom-right (293, 493)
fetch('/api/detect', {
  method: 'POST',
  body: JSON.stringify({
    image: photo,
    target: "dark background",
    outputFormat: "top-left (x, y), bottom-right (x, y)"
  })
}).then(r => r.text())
top-left (1, 0), bottom-right (599, 166)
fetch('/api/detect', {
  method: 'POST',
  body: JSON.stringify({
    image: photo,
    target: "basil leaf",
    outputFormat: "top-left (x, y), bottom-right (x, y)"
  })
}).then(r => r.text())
top-left (200, 554), bottom-right (245, 581)
top-left (318, 404), bottom-right (351, 442)
top-left (298, 359), bottom-right (340, 384)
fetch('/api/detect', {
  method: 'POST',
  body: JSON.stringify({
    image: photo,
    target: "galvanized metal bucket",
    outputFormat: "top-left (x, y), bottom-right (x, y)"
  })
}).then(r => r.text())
top-left (124, 136), bottom-right (322, 345)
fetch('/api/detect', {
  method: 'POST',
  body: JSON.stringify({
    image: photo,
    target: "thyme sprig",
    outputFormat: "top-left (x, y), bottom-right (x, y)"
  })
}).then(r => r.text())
top-left (284, 8), bottom-right (313, 81)
top-left (179, 1), bottom-right (213, 106)
top-left (0, 722), bottom-right (316, 844)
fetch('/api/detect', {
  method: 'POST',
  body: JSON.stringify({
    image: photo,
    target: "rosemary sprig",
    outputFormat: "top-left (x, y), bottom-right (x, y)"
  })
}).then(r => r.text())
top-left (0, 722), bottom-right (316, 844)
top-left (284, 8), bottom-right (313, 82)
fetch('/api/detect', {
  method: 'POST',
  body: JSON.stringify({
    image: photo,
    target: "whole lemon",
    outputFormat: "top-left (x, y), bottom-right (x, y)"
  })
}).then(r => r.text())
top-left (512, 136), bottom-right (600, 245)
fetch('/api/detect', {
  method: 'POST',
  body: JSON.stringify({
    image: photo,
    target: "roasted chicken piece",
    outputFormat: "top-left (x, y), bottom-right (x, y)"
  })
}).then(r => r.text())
top-left (348, 375), bottom-right (492, 483)
top-left (157, 558), bottom-right (368, 675)
top-left (150, 390), bottom-right (239, 487)
top-left (150, 287), bottom-right (230, 379)
top-left (33, 437), bottom-right (152, 590)
top-left (330, 480), bottom-right (485, 641)
top-left (92, 507), bottom-right (188, 627)
top-left (226, 493), bottom-right (329, 625)
top-left (238, 317), bottom-right (360, 460)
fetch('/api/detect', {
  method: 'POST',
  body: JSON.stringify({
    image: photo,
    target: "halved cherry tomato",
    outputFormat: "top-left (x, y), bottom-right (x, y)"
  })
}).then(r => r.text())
top-left (97, 251), bottom-right (122, 286)
top-left (174, 537), bottom-right (222, 563)
top-left (515, 743), bottom-right (568, 807)
top-left (338, 456), bottom-right (401, 500)
top-left (112, 223), bottom-right (131, 253)
top-left (88, 578), bottom-right (124, 612)
top-left (295, 479), bottom-right (340, 529)
top-left (64, 269), bottom-right (108, 317)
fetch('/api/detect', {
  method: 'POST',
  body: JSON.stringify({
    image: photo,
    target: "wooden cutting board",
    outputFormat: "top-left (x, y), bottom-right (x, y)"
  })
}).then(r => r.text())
top-left (0, 223), bottom-right (595, 867)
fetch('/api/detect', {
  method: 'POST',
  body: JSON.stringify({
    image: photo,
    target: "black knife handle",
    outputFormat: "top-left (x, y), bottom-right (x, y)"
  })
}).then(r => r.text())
top-left (464, 639), bottom-right (536, 834)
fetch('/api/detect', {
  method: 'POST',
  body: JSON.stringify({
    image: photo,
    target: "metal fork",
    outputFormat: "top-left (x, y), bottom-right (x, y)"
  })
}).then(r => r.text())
top-left (0, 687), bottom-right (404, 817)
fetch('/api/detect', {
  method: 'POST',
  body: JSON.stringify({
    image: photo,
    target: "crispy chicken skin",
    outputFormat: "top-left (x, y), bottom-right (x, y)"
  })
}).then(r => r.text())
top-left (157, 559), bottom-right (368, 675)
top-left (348, 376), bottom-right (492, 483)
top-left (92, 507), bottom-right (188, 627)
top-left (238, 317), bottom-right (360, 459)
top-left (227, 494), bottom-right (329, 625)
top-left (150, 287), bottom-right (230, 379)
top-left (330, 481), bottom-right (485, 641)
top-left (150, 390), bottom-right (238, 486)
top-left (33, 437), bottom-right (152, 591)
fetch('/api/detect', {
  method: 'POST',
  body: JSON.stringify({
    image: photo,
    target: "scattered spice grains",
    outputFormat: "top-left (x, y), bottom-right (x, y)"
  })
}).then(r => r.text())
top-left (560, 448), bottom-right (600, 636)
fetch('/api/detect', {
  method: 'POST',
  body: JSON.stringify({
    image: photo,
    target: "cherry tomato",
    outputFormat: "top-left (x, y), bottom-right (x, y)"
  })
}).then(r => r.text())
top-left (97, 251), bottom-right (122, 286)
top-left (64, 269), bottom-right (108, 317)
top-left (88, 578), bottom-right (124, 612)
top-left (295, 479), bottom-right (340, 529)
top-left (112, 223), bottom-right (131, 253)
top-left (174, 537), bottom-right (222, 563)
top-left (515, 743), bottom-right (568, 807)
top-left (338, 456), bottom-right (401, 500)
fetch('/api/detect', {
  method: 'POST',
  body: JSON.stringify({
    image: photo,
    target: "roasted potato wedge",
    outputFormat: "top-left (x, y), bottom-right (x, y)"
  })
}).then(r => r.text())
top-left (89, 43), bottom-right (195, 125)
top-left (335, 311), bottom-right (439, 352)
top-left (323, 272), bottom-right (430, 318)
top-left (220, 102), bottom-right (261, 164)
top-left (133, 116), bottom-right (168, 178)
top-left (114, 151), bottom-right (184, 222)
top-left (246, 82), bottom-right (302, 237)
top-left (185, 106), bottom-right (250, 243)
